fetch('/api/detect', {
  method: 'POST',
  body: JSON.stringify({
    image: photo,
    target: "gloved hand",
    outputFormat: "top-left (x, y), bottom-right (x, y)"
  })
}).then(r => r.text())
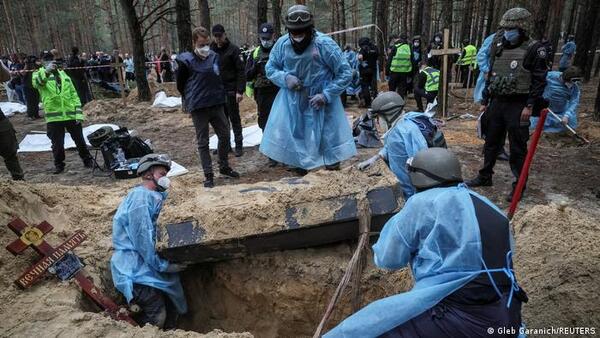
top-left (357, 155), bottom-right (379, 171)
top-left (561, 115), bottom-right (569, 125)
top-left (285, 74), bottom-right (302, 90)
top-left (45, 62), bottom-right (57, 74)
top-left (309, 93), bottom-right (327, 109)
top-left (165, 263), bottom-right (189, 273)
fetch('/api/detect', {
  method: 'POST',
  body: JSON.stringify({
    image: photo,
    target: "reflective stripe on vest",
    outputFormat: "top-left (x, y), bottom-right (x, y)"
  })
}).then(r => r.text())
top-left (390, 43), bottom-right (412, 73)
top-left (421, 67), bottom-right (440, 92)
top-left (459, 45), bottom-right (477, 66)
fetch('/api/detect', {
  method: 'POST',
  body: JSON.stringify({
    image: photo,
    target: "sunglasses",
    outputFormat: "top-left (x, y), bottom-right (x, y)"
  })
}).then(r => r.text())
top-left (287, 10), bottom-right (311, 23)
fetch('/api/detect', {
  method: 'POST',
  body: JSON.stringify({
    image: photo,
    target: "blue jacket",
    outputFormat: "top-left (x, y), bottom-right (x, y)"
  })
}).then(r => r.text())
top-left (176, 51), bottom-right (225, 112)
top-left (531, 71), bottom-right (580, 132)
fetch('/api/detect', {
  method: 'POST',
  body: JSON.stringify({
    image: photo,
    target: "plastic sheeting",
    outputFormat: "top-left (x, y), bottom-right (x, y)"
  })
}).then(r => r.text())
top-left (0, 102), bottom-right (27, 116)
top-left (152, 91), bottom-right (182, 108)
top-left (18, 124), bottom-right (119, 153)
top-left (209, 124), bottom-right (263, 150)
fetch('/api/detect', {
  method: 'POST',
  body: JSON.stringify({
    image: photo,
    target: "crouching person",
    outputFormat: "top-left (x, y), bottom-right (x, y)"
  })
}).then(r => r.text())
top-left (327, 148), bottom-right (527, 338)
top-left (111, 154), bottom-right (188, 328)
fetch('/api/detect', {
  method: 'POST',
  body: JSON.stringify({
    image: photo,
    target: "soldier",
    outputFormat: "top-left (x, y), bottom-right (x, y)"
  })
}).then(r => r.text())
top-left (467, 8), bottom-right (548, 202)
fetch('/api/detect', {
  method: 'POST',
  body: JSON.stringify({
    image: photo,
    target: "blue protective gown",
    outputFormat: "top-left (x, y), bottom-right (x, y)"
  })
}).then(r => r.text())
top-left (473, 33), bottom-right (495, 103)
top-left (260, 32), bottom-right (357, 169)
top-left (111, 186), bottom-right (187, 314)
top-left (379, 112), bottom-right (429, 199)
top-left (531, 71), bottom-right (580, 133)
top-left (559, 41), bottom-right (576, 70)
top-left (343, 50), bottom-right (361, 95)
top-left (325, 184), bottom-right (517, 338)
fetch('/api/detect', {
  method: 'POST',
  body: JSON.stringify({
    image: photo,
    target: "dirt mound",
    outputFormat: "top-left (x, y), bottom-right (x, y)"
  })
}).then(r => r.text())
top-left (513, 204), bottom-right (600, 328)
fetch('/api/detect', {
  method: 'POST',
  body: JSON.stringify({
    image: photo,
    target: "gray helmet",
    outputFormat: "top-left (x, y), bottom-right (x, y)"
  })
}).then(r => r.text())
top-left (284, 5), bottom-right (314, 30)
top-left (407, 148), bottom-right (462, 190)
top-left (137, 153), bottom-right (172, 176)
top-left (499, 7), bottom-right (532, 30)
top-left (371, 91), bottom-right (405, 116)
top-left (562, 66), bottom-right (582, 82)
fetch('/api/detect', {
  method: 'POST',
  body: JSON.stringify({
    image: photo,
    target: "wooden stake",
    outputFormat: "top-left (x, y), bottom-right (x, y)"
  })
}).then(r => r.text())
top-left (115, 62), bottom-right (127, 106)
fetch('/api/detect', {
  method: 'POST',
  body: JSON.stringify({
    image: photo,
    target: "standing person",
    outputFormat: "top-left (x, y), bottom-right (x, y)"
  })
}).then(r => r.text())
top-left (413, 60), bottom-right (440, 112)
top-left (111, 154), bottom-right (187, 328)
top-left (457, 39), bottom-right (478, 88)
top-left (0, 58), bottom-right (25, 180)
top-left (260, 4), bottom-right (356, 173)
top-left (357, 37), bottom-right (378, 108)
top-left (387, 33), bottom-right (412, 98)
top-left (245, 23), bottom-right (280, 167)
top-left (427, 32), bottom-right (444, 69)
top-left (33, 52), bottom-right (94, 174)
top-left (8, 54), bottom-right (25, 104)
top-left (341, 44), bottom-right (360, 107)
top-left (559, 34), bottom-right (575, 72)
top-left (327, 148), bottom-right (526, 338)
top-left (176, 27), bottom-right (240, 188)
top-left (124, 53), bottom-right (135, 89)
top-left (466, 8), bottom-right (548, 202)
top-left (210, 24), bottom-right (246, 157)
top-left (159, 48), bottom-right (174, 82)
top-left (410, 36), bottom-right (423, 92)
top-left (66, 47), bottom-right (93, 106)
top-left (22, 55), bottom-right (41, 120)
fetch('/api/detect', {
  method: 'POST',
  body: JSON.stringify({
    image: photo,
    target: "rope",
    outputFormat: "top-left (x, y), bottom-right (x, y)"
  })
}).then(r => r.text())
top-left (312, 196), bottom-right (372, 338)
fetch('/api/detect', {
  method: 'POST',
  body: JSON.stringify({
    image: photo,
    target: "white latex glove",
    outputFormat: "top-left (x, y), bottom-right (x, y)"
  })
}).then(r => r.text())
top-left (357, 155), bottom-right (379, 171)
top-left (45, 62), bottom-right (57, 74)
top-left (561, 116), bottom-right (569, 125)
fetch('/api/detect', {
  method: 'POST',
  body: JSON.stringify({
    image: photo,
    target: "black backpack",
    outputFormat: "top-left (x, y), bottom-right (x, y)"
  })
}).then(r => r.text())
top-left (411, 115), bottom-right (447, 148)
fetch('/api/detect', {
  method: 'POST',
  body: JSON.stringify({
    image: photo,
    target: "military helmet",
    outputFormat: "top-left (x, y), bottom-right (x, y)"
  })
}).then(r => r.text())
top-left (562, 66), bottom-right (582, 82)
top-left (499, 7), bottom-right (532, 31)
top-left (284, 5), bottom-right (313, 30)
top-left (371, 92), bottom-right (405, 132)
top-left (137, 153), bottom-right (172, 176)
top-left (407, 148), bottom-right (463, 190)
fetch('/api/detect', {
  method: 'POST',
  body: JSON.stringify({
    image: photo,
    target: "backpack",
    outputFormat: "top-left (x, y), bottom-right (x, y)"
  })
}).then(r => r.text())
top-left (411, 115), bottom-right (447, 148)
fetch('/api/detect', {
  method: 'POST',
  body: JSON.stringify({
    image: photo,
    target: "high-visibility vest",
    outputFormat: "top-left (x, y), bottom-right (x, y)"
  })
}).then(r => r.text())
top-left (32, 68), bottom-right (83, 123)
top-left (245, 47), bottom-right (262, 97)
top-left (421, 66), bottom-right (440, 92)
top-left (459, 45), bottom-right (477, 67)
top-left (390, 43), bottom-right (412, 73)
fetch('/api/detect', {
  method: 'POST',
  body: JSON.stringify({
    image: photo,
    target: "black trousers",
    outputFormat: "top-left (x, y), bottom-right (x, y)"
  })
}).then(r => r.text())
top-left (360, 73), bottom-right (374, 107)
top-left (388, 72), bottom-right (409, 98)
top-left (224, 94), bottom-right (243, 149)
top-left (23, 86), bottom-right (40, 118)
top-left (190, 105), bottom-right (230, 176)
top-left (414, 88), bottom-right (438, 112)
top-left (254, 87), bottom-right (278, 131)
top-left (479, 97), bottom-right (530, 182)
top-left (460, 65), bottom-right (476, 88)
top-left (0, 118), bottom-right (24, 180)
top-left (46, 120), bottom-right (92, 169)
top-left (131, 284), bottom-right (178, 329)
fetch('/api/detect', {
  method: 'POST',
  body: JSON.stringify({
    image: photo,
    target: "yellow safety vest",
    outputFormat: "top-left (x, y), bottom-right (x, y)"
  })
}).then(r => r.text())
top-left (459, 45), bottom-right (477, 68)
top-left (390, 43), bottom-right (412, 73)
top-left (421, 66), bottom-right (440, 92)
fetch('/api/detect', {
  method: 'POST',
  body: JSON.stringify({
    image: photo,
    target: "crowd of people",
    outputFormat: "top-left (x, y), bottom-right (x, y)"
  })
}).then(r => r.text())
top-left (0, 4), bottom-right (584, 337)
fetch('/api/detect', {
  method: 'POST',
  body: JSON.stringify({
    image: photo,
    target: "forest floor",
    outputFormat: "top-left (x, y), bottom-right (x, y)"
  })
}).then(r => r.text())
top-left (0, 78), bottom-right (599, 337)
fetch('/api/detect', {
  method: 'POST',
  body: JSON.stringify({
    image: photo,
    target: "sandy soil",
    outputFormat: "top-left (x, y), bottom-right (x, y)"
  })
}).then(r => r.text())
top-left (0, 77), bottom-right (599, 337)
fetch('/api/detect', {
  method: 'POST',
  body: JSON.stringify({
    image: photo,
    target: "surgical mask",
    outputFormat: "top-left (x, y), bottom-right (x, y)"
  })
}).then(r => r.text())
top-left (194, 45), bottom-right (210, 58)
top-left (153, 176), bottom-right (171, 192)
top-left (434, 37), bottom-right (441, 43)
top-left (261, 39), bottom-right (274, 48)
top-left (414, 42), bottom-right (420, 47)
top-left (292, 35), bottom-right (306, 43)
top-left (503, 29), bottom-right (520, 44)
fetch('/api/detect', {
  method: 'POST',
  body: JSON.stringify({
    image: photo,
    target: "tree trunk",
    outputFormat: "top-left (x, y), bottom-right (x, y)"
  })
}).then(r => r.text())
top-left (257, 0), bottom-right (268, 29)
top-left (376, 0), bottom-right (388, 76)
top-left (176, 0), bottom-right (193, 52)
top-left (566, 0), bottom-right (578, 35)
top-left (2, 0), bottom-right (17, 52)
top-left (351, 0), bottom-right (359, 44)
top-left (422, 0), bottom-right (431, 42)
top-left (104, 0), bottom-right (119, 48)
top-left (574, 0), bottom-right (600, 80)
top-left (272, 0), bottom-right (282, 37)
top-left (530, 0), bottom-right (550, 40)
top-left (440, 0), bottom-right (452, 30)
top-left (486, 0), bottom-right (495, 35)
top-left (339, 0), bottom-right (347, 46)
top-left (371, 0), bottom-right (377, 40)
top-left (198, 0), bottom-right (211, 29)
top-left (461, 0), bottom-right (474, 42)
top-left (120, 0), bottom-right (151, 101)
top-left (595, 79), bottom-right (600, 121)
top-left (401, 0), bottom-right (408, 35)
top-left (413, 0), bottom-right (423, 36)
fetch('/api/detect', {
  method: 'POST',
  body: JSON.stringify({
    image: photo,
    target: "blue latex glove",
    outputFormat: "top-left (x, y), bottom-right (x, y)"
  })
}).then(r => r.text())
top-left (285, 74), bottom-right (302, 90)
top-left (309, 93), bottom-right (327, 109)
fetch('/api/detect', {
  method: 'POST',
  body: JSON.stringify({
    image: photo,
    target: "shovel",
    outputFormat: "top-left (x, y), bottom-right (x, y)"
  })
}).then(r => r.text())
top-left (547, 109), bottom-right (590, 144)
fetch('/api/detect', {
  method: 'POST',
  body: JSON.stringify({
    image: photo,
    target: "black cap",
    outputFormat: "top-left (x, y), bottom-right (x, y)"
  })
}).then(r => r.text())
top-left (212, 24), bottom-right (225, 35)
top-left (259, 23), bottom-right (274, 38)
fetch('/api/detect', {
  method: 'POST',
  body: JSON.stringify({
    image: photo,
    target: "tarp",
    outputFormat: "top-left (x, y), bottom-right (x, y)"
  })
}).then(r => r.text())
top-left (167, 161), bottom-right (188, 177)
top-left (0, 102), bottom-right (27, 116)
top-left (152, 91), bottom-right (182, 108)
top-left (209, 124), bottom-right (263, 149)
top-left (18, 124), bottom-right (119, 153)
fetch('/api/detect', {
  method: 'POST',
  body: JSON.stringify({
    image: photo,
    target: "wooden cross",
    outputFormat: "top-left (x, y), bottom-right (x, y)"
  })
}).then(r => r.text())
top-left (6, 218), bottom-right (136, 325)
top-left (430, 28), bottom-right (461, 117)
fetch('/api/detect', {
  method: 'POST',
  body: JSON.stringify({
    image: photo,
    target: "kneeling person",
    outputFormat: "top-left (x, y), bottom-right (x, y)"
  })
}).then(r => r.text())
top-left (327, 148), bottom-right (526, 337)
top-left (413, 60), bottom-right (439, 112)
top-left (111, 154), bottom-right (188, 328)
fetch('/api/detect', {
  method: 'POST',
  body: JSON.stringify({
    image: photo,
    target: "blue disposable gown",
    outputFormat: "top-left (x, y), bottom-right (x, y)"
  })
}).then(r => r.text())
top-left (531, 71), bottom-right (580, 133)
top-left (559, 41), bottom-right (576, 70)
top-left (260, 32), bottom-right (357, 169)
top-left (343, 50), bottom-right (361, 95)
top-left (111, 186), bottom-right (187, 314)
top-left (325, 184), bottom-right (517, 338)
top-left (379, 112), bottom-right (429, 199)
top-left (473, 33), bottom-right (495, 103)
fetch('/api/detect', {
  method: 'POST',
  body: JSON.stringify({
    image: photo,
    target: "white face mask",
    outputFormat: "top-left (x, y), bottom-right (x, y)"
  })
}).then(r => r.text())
top-left (565, 81), bottom-right (574, 89)
top-left (261, 39), bottom-right (274, 48)
top-left (154, 176), bottom-right (171, 192)
top-left (414, 42), bottom-right (420, 47)
top-left (194, 46), bottom-right (210, 58)
top-left (292, 35), bottom-right (305, 43)
top-left (434, 37), bottom-right (441, 43)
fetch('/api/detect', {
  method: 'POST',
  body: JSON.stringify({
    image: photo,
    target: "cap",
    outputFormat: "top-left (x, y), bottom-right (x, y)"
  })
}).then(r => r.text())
top-left (259, 23), bottom-right (275, 38)
top-left (212, 24), bottom-right (225, 35)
